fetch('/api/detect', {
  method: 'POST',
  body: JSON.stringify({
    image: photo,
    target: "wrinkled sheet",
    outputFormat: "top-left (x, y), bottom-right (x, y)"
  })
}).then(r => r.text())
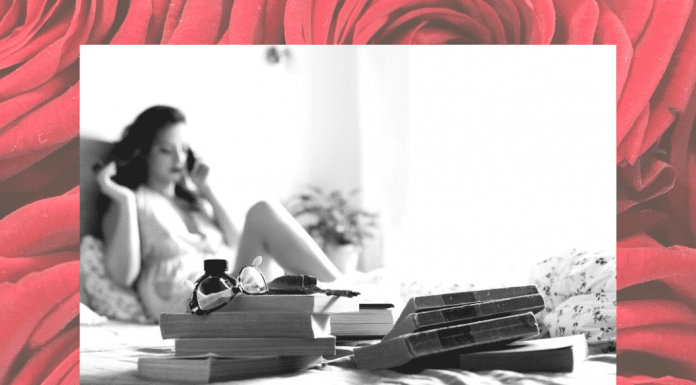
top-left (80, 321), bottom-right (616, 385)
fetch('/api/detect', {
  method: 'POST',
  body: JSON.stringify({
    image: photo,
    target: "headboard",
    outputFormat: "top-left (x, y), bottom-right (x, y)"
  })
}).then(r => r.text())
top-left (80, 136), bottom-right (114, 238)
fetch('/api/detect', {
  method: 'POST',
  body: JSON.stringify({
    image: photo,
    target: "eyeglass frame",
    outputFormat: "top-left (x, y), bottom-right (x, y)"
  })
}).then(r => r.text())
top-left (188, 264), bottom-right (269, 316)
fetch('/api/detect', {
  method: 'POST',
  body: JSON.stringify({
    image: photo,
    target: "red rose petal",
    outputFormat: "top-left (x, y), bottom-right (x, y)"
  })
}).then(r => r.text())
top-left (145, 0), bottom-right (172, 44)
top-left (285, 0), bottom-right (309, 43)
top-left (225, 0), bottom-right (286, 43)
top-left (0, 138), bottom-right (78, 194)
top-left (618, 327), bottom-right (696, 370)
top-left (618, 300), bottom-right (696, 329)
top-left (0, 0), bottom-right (54, 60)
top-left (0, 64), bottom-right (78, 133)
top-left (529, 0), bottom-right (556, 44)
top-left (333, 0), bottom-right (374, 44)
top-left (0, 252), bottom-right (78, 283)
top-left (594, 0), bottom-right (632, 106)
top-left (161, 0), bottom-right (187, 44)
top-left (0, 170), bottom-right (79, 219)
top-left (551, 0), bottom-right (598, 44)
top-left (617, 246), bottom-right (696, 290)
top-left (617, 232), bottom-right (664, 248)
top-left (508, 0), bottom-right (555, 44)
top-left (617, 103), bottom-right (649, 163)
top-left (28, 291), bottom-right (80, 349)
top-left (0, 0), bottom-right (93, 101)
top-left (482, 0), bottom-right (522, 44)
top-left (0, 16), bottom-right (70, 72)
top-left (39, 348), bottom-right (78, 385)
top-left (617, 209), bottom-right (670, 240)
top-left (0, 0), bottom-right (23, 38)
top-left (63, 186), bottom-right (79, 196)
top-left (214, 0), bottom-right (234, 43)
top-left (308, 0), bottom-right (341, 43)
top-left (166, 0), bottom-right (223, 44)
top-left (363, 7), bottom-right (492, 45)
top-left (110, 0), bottom-right (152, 44)
top-left (9, 327), bottom-right (78, 385)
top-left (0, 82), bottom-right (78, 181)
top-left (0, 193), bottom-right (79, 258)
top-left (617, 153), bottom-right (676, 214)
top-left (57, 364), bottom-right (78, 385)
top-left (453, 0), bottom-right (508, 44)
top-left (665, 78), bottom-right (696, 247)
top-left (354, 0), bottom-right (496, 44)
top-left (0, 262), bottom-right (79, 384)
top-left (616, 0), bottom-right (692, 146)
top-left (0, 143), bottom-right (63, 182)
top-left (602, 0), bottom-right (654, 44)
top-left (411, 23), bottom-right (464, 43)
top-left (87, 0), bottom-right (119, 44)
top-left (637, 8), bottom-right (696, 160)
top-left (302, 0), bottom-right (314, 43)
top-left (386, 19), bottom-right (429, 43)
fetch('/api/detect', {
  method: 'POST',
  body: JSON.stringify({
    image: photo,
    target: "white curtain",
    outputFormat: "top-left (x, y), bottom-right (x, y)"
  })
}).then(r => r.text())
top-left (356, 47), bottom-right (616, 285)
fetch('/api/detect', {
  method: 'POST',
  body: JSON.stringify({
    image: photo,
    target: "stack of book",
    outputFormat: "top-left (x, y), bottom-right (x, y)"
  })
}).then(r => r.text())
top-left (331, 303), bottom-right (395, 341)
top-left (354, 285), bottom-right (589, 372)
top-left (137, 294), bottom-right (360, 383)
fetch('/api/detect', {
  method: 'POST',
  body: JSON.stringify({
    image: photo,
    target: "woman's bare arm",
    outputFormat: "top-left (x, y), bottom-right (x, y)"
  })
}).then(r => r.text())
top-left (102, 196), bottom-right (141, 287)
top-left (97, 162), bottom-right (142, 287)
top-left (200, 188), bottom-right (240, 249)
top-left (187, 160), bottom-right (240, 249)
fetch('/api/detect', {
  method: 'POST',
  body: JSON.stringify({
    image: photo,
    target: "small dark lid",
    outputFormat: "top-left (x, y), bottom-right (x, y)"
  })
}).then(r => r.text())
top-left (204, 259), bottom-right (228, 274)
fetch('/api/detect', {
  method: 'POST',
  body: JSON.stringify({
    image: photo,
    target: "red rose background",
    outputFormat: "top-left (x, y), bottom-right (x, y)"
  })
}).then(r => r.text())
top-left (0, 0), bottom-right (694, 384)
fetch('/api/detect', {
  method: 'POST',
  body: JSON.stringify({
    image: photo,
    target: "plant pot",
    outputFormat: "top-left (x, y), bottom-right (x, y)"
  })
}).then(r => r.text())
top-left (324, 243), bottom-right (361, 275)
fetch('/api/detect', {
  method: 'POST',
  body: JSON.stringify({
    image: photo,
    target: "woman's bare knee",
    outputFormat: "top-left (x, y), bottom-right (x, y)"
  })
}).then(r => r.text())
top-left (246, 200), bottom-right (273, 223)
top-left (246, 200), bottom-right (291, 223)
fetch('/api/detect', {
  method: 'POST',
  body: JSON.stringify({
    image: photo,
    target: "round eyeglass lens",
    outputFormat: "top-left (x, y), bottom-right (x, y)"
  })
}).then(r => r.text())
top-left (196, 277), bottom-right (234, 310)
top-left (238, 266), bottom-right (268, 294)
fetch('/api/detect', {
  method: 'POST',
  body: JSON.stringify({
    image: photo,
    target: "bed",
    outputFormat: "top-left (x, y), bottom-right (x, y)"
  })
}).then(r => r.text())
top-left (79, 136), bottom-right (617, 384)
top-left (80, 316), bottom-right (616, 385)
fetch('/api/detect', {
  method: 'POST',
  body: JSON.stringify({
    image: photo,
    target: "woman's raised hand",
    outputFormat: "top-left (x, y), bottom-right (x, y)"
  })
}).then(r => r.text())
top-left (188, 156), bottom-right (212, 198)
top-left (95, 161), bottom-right (134, 202)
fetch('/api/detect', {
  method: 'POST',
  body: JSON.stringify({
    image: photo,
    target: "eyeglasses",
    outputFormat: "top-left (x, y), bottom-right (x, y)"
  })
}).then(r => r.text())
top-left (188, 256), bottom-right (268, 315)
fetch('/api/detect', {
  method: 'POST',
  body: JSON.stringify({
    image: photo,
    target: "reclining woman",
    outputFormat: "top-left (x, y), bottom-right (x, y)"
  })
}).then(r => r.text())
top-left (95, 105), bottom-right (342, 319)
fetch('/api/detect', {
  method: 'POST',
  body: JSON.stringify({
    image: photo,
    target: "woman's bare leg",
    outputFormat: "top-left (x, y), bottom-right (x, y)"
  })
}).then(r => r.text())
top-left (234, 200), bottom-right (343, 282)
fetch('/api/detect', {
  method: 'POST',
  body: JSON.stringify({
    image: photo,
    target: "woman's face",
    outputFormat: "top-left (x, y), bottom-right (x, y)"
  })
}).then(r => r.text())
top-left (146, 122), bottom-right (189, 185)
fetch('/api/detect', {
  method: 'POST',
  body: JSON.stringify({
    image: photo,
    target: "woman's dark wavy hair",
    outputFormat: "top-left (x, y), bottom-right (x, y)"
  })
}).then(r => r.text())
top-left (96, 106), bottom-right (200, 215)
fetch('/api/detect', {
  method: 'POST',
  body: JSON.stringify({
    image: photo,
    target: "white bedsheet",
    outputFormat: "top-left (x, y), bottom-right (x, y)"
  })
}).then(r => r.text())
top-left (80, 321), bottom-right (616, 385)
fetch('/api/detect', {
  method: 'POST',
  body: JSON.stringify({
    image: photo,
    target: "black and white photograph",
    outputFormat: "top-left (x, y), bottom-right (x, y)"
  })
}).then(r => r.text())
top-left (78, 45), bottom-right (616, 384)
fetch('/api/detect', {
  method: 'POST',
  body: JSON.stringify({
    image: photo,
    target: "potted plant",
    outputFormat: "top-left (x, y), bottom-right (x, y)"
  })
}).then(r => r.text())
top-left (284, 186), bottom-right (379, 274)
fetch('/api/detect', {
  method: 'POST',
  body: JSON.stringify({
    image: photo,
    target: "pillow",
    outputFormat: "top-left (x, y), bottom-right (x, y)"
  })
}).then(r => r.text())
top-left (79, 303), bottom-right (108, 326)
top-left (528, 249), bottom-right (616, 354)
top-left (80, 235), bottom-right (156, 324)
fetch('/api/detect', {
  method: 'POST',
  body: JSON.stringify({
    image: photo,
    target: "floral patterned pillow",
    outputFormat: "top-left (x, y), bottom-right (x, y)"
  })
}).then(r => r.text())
top-left (528, 249), bottom-right (616, 354)
top-left (80, 235), bottom-right (156, 324)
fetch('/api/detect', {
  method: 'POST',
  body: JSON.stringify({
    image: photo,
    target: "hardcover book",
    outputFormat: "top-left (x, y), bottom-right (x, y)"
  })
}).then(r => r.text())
top-left (174, 336), bottom-right (336, 357)
top-left (330, 308), bottom-right (394, 338)
top-left (353, 312), bottom-right (540, 369)
top-left (159, 312), bottom-right (330, 339)
top-left (220, 294), bottom-right (360, 314)
top-left (394, 285), bottom-right (540, 326)
top-left (405, 334), bottom-right (589, 373)
top-left (138, 355), bottom-right (322, 383)
top-left (384, 294), bottom-right (545, 340)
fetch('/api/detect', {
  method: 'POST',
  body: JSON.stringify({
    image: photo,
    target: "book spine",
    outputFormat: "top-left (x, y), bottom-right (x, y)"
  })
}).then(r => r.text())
top-left (459, 351), bottom-right (574, 372)
top-left (160, 313), bottom-right (330, 339)
top-left (175, 337), bottom-right (336, 357)
top-left (354, 313), bottom-right (539, 370)
top-left (413, 286), bottom-right (539, 310)
top-left (406, 313), bottom-right (539, 356)
top-left (414, 295), bottom-right (545, 327)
